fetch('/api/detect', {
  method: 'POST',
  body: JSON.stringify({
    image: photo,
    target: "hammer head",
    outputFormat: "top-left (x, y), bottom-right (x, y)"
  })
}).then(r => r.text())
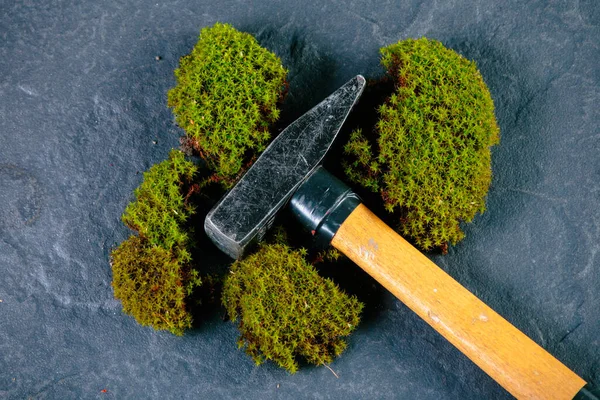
top-left (204, 75), bottom-right (365, 259)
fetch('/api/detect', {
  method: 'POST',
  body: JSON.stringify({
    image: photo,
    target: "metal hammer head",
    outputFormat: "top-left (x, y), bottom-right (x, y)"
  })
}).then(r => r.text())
top-left (204, 75), bottom-right (365, 259)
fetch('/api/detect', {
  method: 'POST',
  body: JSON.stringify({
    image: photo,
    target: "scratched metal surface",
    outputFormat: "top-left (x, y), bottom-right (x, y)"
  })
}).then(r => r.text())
top-left (1, 1), bottom-right (599, 399)
top-left (205, 75), bottom-right (364, 259)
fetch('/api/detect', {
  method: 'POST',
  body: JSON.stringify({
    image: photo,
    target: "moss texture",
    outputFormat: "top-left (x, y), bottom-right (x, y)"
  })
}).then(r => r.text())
top-left (344, 38), bottom-right (500, 251)
top-left (168, 23), bottom-right (288, 187)
top-left (222, 243), bottom-right (363, 373)
top-left (122, 149), bottom-right (197, 260)
top-left (111, 235), bottom-right (201, 335)
top-left (111, 149), bottom-right (201, 335)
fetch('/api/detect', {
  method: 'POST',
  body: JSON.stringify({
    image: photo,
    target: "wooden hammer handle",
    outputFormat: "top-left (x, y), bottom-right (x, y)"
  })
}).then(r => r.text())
top-left (331, 204), bottom-right (586, 399)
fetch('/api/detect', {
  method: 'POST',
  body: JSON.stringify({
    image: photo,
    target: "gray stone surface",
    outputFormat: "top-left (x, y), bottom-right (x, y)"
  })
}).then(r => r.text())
top-left (1, 1), bottom-right (598, 398)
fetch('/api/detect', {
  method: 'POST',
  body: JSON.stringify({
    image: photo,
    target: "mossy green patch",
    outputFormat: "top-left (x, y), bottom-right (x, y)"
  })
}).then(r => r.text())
top-left (122, 149), bottom-right (196, 262)
top-left (344, 38), bottom-right (500, 251)
top-left (222, 243), bottom-right (363, 373)
top-left (168, 22), bottom-right (288, 187)
top-left (111, 235), bottom-right (201, 336)
top-left (111, 149), bottom-right (201, 335)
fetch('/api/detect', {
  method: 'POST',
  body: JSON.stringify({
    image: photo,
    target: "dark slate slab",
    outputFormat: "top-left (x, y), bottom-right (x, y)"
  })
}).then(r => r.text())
top-left (1, 1), bottom-right (598, 399)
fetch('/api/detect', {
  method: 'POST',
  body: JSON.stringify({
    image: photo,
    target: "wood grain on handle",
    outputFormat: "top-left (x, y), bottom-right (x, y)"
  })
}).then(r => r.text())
top-left (331, 204), bottom-right (586, 400)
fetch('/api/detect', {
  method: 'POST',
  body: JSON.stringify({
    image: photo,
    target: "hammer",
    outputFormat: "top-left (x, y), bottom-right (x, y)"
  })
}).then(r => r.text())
top-left (205, 75), bottom-right (597, 399)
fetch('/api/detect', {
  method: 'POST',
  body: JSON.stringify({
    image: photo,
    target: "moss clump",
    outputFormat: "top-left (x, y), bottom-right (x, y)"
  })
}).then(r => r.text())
top-left (111, 236), bottom-right (201, 335)
top-left (344, 38), bottom-right (500, 251)
top-left (110, 149), bottom-right (201, 335)
top-left (168, 23), bottom-right (288, 187)
top-left (223, 243), bottom-right (363, 373)
top-left (122, 149), bottom-right (196, 261)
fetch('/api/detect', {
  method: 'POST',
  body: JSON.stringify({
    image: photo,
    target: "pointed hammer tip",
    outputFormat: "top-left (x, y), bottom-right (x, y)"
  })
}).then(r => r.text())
top-left (353, 75), bottom-right (366, 96)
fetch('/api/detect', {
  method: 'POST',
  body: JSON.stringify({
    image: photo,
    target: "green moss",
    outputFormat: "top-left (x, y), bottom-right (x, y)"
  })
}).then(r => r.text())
top-left (222, 243), bottom-right (363, 373)
top-left (122, 149), bottom-right (197, 262)
top-left (111, 149), bottom-right (201, 335)
top-left (344, 38), bottom-right (500, 251)
top-left (110, 235), bottom-right (201, 336)
top-left (168, 23), bottom-right (288, 187)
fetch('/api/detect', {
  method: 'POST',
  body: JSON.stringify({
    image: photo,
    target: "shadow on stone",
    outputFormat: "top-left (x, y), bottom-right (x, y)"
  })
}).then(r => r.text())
top-left (245, 23), bottom-right (339, 127)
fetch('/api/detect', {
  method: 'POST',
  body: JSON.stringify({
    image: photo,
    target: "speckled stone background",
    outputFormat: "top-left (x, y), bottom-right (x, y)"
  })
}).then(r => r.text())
top-left (1, 1), bottom-right (599, 398)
